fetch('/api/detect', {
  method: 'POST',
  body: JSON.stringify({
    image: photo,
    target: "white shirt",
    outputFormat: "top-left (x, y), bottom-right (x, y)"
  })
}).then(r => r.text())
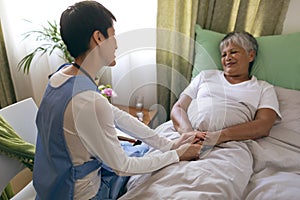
top-left (50, 70), bottom-right (179, 199)
top-left (182, 70), bottom-right (281, 131)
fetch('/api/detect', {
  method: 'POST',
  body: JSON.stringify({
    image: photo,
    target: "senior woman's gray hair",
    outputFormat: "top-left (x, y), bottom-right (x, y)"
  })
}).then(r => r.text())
top-left (220, 31), bottom-right (258, 72)
top-left (219, 31), bottom-right (258, 54)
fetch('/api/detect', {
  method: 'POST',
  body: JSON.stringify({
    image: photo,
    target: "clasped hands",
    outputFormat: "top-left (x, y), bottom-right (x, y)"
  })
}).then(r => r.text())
top-left (172, 130), bottom-right (221, 161)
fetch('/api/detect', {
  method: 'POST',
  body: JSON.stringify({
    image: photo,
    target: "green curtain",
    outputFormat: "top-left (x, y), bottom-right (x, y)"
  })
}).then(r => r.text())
top-left (156, 0), bottom-right (199, 123)
top-left (0, 20), bottom-right (16, 108)
top-left (197, 0), bottom-right (290, 36)
top-left (156, 0), bottom-right (290, 123)
top-left (0, 184), bottom-right (14, 200)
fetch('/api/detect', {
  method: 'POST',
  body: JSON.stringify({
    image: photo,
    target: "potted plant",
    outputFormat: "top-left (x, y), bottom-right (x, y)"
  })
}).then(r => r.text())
top-left (17, 20), bottom-right (114, 93)
top-left (17, 20), bottom-right (73, 74)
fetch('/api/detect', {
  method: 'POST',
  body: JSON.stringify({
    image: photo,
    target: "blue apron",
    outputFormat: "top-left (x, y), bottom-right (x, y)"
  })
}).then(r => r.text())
top-left (33, 64), bottom-right (149, 199)
top-left (33, 74), bottom-right (102, 199)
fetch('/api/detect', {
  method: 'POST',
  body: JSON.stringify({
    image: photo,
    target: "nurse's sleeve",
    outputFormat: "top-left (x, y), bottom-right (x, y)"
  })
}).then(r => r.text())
top-left (74, 95), bottom-right (179, 176)
top-left (112, 105), bottom-right (175, 152)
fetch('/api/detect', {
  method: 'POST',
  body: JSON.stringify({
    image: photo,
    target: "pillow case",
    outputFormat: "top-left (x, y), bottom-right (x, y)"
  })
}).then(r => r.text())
top-left (193, 24), bottom-right (300, 91)
top-left (269, 86), bottom-right (300, 148)
top-left (192, 25), bottom-right (224, 77)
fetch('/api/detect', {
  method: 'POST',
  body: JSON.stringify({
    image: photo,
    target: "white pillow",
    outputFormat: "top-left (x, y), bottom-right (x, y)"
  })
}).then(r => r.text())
top-left (269, 86), bottom-right (300, 148)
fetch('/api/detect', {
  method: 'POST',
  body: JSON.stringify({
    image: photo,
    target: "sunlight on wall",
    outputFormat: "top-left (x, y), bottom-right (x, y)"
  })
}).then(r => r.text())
top-left (98, 0), bottom-right (158, 108)
top-left (282, 0), bottom-right (300, 34)
top-left (0, 0), bottom-right (157, 107)
top-left (0, 0), bottom-right (79, 104)
top-left (101, 0), bottom-right (158, 108)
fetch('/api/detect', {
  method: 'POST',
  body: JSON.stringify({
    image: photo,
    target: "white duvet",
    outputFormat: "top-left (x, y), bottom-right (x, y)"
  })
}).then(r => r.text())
top-left (119, 96), bottom-right (300, 200)
top-left (120, 120), bottom-right (253, 200)
top-left (244, 137), bottom-right (300, 200)
top-left (120, 124), bottom-right (300, 200)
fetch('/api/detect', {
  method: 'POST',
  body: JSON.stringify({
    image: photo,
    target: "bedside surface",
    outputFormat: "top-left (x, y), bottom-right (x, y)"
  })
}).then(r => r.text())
top-left (113, 104), bottom-right (157, 126)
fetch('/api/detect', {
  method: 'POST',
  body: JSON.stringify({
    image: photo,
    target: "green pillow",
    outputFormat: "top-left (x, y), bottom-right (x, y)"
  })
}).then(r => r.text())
top-left (193, 24), bottom-right (300, 90)
top-left (192, 25), bottom-right (224, 77)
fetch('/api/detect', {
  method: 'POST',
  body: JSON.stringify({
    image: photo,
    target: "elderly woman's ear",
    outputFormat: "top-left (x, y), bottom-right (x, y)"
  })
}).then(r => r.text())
top-left (248, 49), bottom-right (256, 63)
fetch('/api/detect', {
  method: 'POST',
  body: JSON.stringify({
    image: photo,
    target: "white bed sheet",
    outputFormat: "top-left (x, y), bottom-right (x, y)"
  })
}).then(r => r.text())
top-left (119, 121), bottom-right (300, 200)
top-left (243, 137), bottom-right (300, 200)
top-left (120, 121), bottom-right (254, 200)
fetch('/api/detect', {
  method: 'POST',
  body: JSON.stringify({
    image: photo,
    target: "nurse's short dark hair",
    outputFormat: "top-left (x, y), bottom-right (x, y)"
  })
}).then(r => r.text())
top-left (60, 1), bottom-right (116, 58)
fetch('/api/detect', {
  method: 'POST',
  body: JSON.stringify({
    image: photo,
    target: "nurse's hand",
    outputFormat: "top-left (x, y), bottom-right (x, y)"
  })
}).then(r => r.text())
top-left (172, 130), bottom-right (206, 150)
top-left (175, 143), bottom-right (202, 161)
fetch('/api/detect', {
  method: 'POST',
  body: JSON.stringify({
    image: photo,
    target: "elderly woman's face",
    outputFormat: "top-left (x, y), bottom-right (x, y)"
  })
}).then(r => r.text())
top-left (221, 42), bottom-right (255, 78)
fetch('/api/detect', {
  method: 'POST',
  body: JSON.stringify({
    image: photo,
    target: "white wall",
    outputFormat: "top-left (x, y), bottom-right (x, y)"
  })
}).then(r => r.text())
top-left (0, 0), bottom-right (76, 105)
top-left (102, 1), bottom-right (158, 109)
top-left (282, 0), bottom-right (300, 34)
top-left (0, 0), bottom-right (157, 108)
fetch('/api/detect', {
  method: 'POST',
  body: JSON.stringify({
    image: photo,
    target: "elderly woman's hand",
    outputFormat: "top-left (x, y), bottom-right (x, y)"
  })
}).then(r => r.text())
top-left (204, 131), bottom-right (223, 146)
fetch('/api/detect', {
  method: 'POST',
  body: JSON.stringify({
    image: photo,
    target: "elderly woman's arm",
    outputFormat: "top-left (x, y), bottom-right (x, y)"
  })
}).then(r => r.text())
top-left (208, 108), bottom-right (277, 145)
top-left (171, 94), bottom-right (194, 134)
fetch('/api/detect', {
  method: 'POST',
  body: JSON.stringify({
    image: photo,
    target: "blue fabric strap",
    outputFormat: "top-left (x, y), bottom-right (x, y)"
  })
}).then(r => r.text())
top-left (73, 159), bottom-right (102, 180)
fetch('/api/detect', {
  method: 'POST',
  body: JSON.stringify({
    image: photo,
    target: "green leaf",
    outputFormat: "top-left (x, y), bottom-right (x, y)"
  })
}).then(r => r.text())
top-left (17, 20), bottom-right (73, 74)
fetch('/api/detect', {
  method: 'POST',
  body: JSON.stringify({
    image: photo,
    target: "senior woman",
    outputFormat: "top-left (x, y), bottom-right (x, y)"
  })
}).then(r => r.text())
top-left (168, 30), bottom-right (282, 199)
top-left (171, 31), bottom-right (281, 146)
